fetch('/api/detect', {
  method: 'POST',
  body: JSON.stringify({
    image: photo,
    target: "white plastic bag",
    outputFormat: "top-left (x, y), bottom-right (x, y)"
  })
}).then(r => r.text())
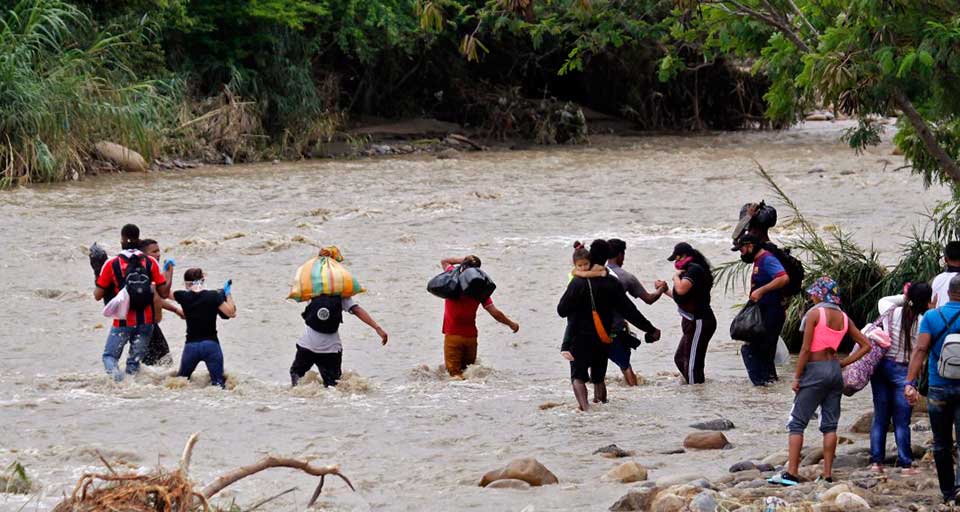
top-left (774, 337), bottom-right (790, 365)
top-left (102, 287), bottom-right (130, 319)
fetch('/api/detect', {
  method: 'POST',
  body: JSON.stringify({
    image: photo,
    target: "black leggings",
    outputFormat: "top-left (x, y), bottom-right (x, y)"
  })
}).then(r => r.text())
top-left (290, 346), bottom-right (342, 387)
top-left (674, 311), bottom-right (717, 384)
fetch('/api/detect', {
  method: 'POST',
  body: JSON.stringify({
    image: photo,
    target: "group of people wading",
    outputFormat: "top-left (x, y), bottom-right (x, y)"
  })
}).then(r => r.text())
top-left (87, 205), bottom-right (960, 505)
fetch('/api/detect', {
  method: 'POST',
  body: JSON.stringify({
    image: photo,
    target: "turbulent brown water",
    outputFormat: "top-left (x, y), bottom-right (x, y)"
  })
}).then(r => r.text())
top-left (0, 121), bottom-right (948, 511)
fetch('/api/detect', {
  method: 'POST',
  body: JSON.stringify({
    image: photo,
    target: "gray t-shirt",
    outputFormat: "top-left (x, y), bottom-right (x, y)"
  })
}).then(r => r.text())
top-left (607, 263), bottom-right (646, 332)
top-left (296, 297), bottom-right (357, 354)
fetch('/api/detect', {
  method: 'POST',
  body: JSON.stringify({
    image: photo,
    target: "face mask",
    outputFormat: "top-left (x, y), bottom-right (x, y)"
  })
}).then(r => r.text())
top-left (739, 246), bottom-right (759, 263)
top-left (674, 256), bottom-right (693, 270)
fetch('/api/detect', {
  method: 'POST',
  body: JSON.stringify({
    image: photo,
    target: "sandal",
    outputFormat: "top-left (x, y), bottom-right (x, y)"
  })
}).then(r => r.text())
top-left (900, 467), bottom-right (920, 476)
top-left (815, 475), bottom-right (834, 484)
top-left (870, 463), bottom-right (885, 473)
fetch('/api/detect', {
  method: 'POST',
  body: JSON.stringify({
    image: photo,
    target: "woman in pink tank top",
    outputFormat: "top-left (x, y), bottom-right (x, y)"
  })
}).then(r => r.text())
top-left (769, 276), bottom-right (872, 487)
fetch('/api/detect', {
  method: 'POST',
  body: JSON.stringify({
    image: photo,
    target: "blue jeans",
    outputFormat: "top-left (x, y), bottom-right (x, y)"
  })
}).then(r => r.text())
top-left (870, 358), bottom-right (913, 466)
top-left (102, 324), bottom-right (153, 381)
top-left (928, 385), bottom-right (960, 501)
top-left (178, 340), bottom-right (225, 388)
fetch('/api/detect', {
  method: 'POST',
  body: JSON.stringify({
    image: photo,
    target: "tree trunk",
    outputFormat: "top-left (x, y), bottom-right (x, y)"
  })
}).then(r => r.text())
top-left (892, 88), bottom-right (960, 184)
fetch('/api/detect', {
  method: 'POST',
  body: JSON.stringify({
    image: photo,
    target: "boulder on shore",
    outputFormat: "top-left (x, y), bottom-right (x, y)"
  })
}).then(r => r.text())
top-left (94, 141), bottom-right (148, 173)
top-left (479, 458), bottom-right (558, 487)
top-left (484, 478), bottom-right (530, 490)
top-left (689, 418), bottom-right (735, 431)
top-left (594, 444), bottom-right (633, 458)
top-left (683, 431), bottom-right (731, 450)
top-left (609, 487), bottom-right (659, 511)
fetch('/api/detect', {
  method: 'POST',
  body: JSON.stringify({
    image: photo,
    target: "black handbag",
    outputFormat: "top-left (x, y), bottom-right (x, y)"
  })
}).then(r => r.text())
top-left (730, 301), bottom-right (767, 343)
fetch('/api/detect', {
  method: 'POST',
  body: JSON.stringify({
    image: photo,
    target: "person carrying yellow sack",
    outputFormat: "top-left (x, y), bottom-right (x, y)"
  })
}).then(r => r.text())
top-left (288, 246), bottom-right (387, 387)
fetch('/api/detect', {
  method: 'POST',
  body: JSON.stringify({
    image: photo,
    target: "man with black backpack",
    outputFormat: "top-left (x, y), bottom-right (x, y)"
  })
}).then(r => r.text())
top-left (906, 274), bottom-right (960, 505)
top-left (93, 224), bottom-right (171, 381)
top-left (290, 293), bottom-right (388, 387)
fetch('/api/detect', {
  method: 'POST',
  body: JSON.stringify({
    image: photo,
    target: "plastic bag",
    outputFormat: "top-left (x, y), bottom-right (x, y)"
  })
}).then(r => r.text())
top-left (730, 302), bottom-right (767, 343)
top-left (458, 267), bottom-right (497, 302)
top-left (774, 337), bottom-right (790, 365)
top-left (427, 268), bottom-right (462, 299)
top-left (288, 255), bottom-right (364, 302)
top-left (102, 287), bottom-right (130, 319)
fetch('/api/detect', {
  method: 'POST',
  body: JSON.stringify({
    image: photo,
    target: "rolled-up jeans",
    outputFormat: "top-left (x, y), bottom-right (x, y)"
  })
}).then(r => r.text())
top-left (102, 324), bottom-right (154, 381)
top-left (927, 385), bottom-right (960, 501)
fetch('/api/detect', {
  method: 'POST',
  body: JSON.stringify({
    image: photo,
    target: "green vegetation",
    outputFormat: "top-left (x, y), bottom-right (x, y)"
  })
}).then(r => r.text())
top-left (1, 461), bottom-right (32, 494)
top-left (2, 0), bottom-right (960, 189)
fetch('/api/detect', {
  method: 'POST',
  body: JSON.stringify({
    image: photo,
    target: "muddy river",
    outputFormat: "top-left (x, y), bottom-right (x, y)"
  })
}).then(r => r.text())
top-left (0, 121), bottom-right (948, 511)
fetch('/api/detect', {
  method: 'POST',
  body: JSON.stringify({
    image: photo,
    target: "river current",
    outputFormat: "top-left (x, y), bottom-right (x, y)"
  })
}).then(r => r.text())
top-left (0, 121), bottom-right (948, 511)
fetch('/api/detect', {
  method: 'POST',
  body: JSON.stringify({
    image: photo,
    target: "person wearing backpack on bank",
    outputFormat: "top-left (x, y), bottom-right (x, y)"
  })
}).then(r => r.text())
top-left (290, 291), bottom-right (388, 388)
top-left (734, 233), bottom-right (790, 386)
top-left (93, 224), bottom-right (170, 381)
top-left (174, 268), bottom-right (236, 387)
top-left (906, 274), bottom-right (960, 504)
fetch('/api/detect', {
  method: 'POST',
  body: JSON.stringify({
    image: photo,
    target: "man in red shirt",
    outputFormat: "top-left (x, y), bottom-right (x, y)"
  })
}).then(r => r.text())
top-left (440, 255), bottom-right (519, 379)
top-left (93, 224), bottom-right (171, 381)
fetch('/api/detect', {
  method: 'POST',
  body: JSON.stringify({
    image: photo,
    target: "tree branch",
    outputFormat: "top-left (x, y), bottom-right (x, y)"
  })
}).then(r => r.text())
top-left (201, 456), bottom-right (354, 501)
top-left (892, 88), bottom-right (960, 184)
top-left (786, 0), bottom-right (820, 37)
top-left (180, 432), bottom-right (200, 476)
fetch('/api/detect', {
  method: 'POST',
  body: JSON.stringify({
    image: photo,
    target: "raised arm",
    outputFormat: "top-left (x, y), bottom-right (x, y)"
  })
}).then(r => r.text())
top-left (218, 295), bottom-right (237, 318)
top-left (349, 305), bottom-right (388, 345)
top-left (440, 256), bottom-right (463, 269)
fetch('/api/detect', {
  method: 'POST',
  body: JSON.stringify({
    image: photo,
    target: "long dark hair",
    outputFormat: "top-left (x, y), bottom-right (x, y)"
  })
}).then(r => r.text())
top-left (901, 282), bottom-right (933, 355)
top-left (684, 247), bottom-right (713, 289)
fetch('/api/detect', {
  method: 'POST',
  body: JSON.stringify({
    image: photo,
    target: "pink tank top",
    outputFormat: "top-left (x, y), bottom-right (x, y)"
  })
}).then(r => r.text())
top-left (811, 307), bottom-right (847, 352)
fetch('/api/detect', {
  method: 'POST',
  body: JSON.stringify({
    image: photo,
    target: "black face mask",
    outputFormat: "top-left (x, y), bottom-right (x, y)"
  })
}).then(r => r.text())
top-left (740, 246), bottom-right (759, 263)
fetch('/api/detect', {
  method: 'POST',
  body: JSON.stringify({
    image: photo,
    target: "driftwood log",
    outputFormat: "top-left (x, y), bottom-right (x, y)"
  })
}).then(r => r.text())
top-left (53, 432), bottom-right (354, 511)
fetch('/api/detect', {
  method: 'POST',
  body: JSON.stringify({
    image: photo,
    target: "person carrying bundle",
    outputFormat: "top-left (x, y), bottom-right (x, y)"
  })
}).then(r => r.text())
top-left (436, 255), bottom-right (519, 379)
top-left (288, 246), bottom-right (388, 387)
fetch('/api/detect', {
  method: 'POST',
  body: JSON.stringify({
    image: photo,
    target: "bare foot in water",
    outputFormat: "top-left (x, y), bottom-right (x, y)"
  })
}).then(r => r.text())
top-left (450, 375), bottom-right (465, 381)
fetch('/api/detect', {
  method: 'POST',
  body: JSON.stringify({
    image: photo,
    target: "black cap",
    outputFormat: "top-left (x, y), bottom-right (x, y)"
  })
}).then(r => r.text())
top-left (667, 242), bottom-right (694, 261)
top-left (731, 233), bottom-right (760, 251)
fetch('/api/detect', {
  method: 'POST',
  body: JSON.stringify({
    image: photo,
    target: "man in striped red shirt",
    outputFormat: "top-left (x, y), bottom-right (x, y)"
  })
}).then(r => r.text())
top-left (93, 224), bottom-right (171, 381)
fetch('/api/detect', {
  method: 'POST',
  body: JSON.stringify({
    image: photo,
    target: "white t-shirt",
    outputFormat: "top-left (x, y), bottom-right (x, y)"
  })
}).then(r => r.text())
top-left (933, 272), bottom-right (957, 307)
top-left (296, 297), bottom-right (357, 354)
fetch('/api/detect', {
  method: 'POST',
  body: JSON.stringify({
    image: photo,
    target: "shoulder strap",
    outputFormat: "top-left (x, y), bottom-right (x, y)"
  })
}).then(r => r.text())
top-left (817, 307), bottom-right (826, 325)
top-left (841, 312), bottom-right (849, 333)
top-left (934, 309), bottom-right (960, 342)
top-left (587, 278), bottom-right (597, 312)
top-left (112, 258), bottom-right (124, 285)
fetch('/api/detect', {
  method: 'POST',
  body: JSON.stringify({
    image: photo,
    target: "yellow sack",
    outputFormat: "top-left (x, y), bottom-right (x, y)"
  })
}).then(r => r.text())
top-left (288, 246), bottom-right (365, 302)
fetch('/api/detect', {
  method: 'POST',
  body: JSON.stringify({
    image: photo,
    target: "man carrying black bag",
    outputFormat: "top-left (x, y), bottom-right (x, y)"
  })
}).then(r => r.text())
top-left (734, 234), bottom-right (790, 386)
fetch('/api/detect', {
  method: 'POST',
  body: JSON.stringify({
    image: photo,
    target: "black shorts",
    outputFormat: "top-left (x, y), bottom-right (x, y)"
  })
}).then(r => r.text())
top-left (290, 345), bottom-right (342, 387)
top-left (569, 345), bottom-right (608, 384)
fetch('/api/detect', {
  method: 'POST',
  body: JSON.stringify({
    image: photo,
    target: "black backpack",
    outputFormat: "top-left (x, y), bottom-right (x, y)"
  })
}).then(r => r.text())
top-left (302, 295), bottom-right (343, 334)
top-left (115, 253), bottom-right (154, 311)
top-left (763, 243), bottom-right (805, 297)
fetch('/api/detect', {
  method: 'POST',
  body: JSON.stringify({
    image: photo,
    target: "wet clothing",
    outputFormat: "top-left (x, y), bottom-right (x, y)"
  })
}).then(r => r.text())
top-left (102, 323), bottom-right (153, 381)
top-left (605, 263), bottom-right (647, 371)
top-left (558, 275), bottom-right (655, 383)
top-left (442, 265), bottom-right (493, 337)
top-left (142, 324), bottom-right (172, 366)
top-left (290, 346), bottom-right (342, 387)
top-left (95, 250), bottom-right (166, 327)
top-left (675, 312), bottom-right (717, 384)
top-left (444, 334), bottom-right (478, 377)
top-left (178, 340), bottom-right (225, 388)
top-left (173, 290), bottom-right (226, 343)
top-left (788, 359), bottom-right (843, 434)
top-left (174, 289), bottom-right (229, 388)
top-left (297, 297), bottom-right (357, 353)
top-left (742, 251), bottom-right (787, 386)
top-left (870, 358), bottom-right (914, 467)
top-left (672, 261), bottom-right (715, 384)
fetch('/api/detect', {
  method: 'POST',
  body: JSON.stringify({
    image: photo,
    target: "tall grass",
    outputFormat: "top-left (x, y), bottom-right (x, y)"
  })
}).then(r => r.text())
top-left (718, 164), bottom-right (958, 351)
top-left (0, 0), bottom-right (177, 188)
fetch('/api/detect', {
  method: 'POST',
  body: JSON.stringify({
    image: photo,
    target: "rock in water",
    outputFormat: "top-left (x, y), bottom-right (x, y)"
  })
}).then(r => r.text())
top-left (609, 488), bottom-right (659, 511)
top-left (485, 479), bottom-right (530, 490)
top-left (850, 412), bottom-right (874, 433)
top-left (594, 444), bottom-right (633, 458)
top-left (94, 141), bottom-right (147, 172)
top-left (689, 418), bottom-right (735, 431)
top-left (650, 493), bottom-right (685, 512)
top-left (479, 458), bottom-right (558, 487)
top-left (835, 492), bottom-right (870, 510)
top-left (683, 431), bottom-right (731, 450)
top-left (603, 462), bottom-right (648, 483)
